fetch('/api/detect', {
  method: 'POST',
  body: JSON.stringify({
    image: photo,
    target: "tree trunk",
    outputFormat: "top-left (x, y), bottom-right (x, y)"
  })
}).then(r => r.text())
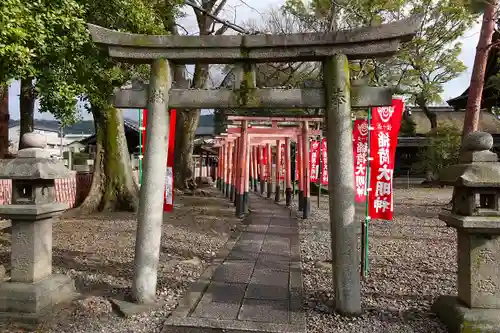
top-left (416, 94), bottom-right (438, 130)
top-left (0, 84), bottom-right (9, 157)
top-left (19, 78), bottom-right (35, 150)
top-left (76, 105), bottom-right (139, 213)
top-left (462, 2), bottom-right (497, 139)
top-left (173, 64), bottom-right (209, 189)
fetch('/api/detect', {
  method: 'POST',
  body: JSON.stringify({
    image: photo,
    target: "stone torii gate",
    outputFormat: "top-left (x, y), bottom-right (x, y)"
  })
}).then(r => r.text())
top-left (87, 16), bottom-right (421, 315)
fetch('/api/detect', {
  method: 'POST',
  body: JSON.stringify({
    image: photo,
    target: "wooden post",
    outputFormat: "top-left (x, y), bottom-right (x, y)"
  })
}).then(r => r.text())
top-left (266, 143), bottom-right (272, 198)
top-left (199, 154), bottom-right (203, 180)
top-left (249, 145), bottom-right (255, 191)
top-left (260, 146), bottom-right (265, 195)
top-left (217, 148), bottom-right (221, 190)
top-left (275, 139), bottom-right (282, 202)
top-left (302, 121), bottom-right (311, 218)
top-left (323, 54), bottom-right (361, 315)
top-left (243, 131), bottom-right (250, 214)
top-left (233, 138), bottom-right (239, 204)
top-left (285, 138), bottom-right (292, 206)
top-left (253, 146), bottom-right (259, 192)
top-left (231, 141), bottom-right (237, 202)
top-left (227, 142), bottom-right (233, 198)
top-left (223, 144), bottom-right (228, 195)
top-left (297, 135), bottom-right (303, 211)
top-left (236, 121), bottom-right (248, 217)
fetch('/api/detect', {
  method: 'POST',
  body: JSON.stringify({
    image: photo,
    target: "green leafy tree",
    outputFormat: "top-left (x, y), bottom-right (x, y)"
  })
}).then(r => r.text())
top-left (415, 124), bottom-right (461, 180)
top-left (283, 0), bottom-right (477, 130)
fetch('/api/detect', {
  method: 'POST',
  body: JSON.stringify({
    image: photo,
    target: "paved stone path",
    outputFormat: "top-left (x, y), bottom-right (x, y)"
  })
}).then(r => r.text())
top-left (163, 193), bottom-right (305, 333)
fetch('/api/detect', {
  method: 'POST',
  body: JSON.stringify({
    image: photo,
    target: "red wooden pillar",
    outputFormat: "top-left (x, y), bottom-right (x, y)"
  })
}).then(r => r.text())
top-left (285, 137), bottom-right (292, 206)
top-left (275, 139), bottom-right (282, 202)
top-left (221, 144), bottom-right (226, 193)
top-left (266, 143), bottom-right (272, 198)
top-left (253, 146), bottom-right (259, 192)
top-left (217, 147), bottom-right (222, 190)
top-left (259, 146), bottom-right (265, 195)
top-left (302, 121), bottom-right (311, 218)
top-left (226, 142), bottom-right (234, 198)
top-left (232, 138), bottom-right (239, 203)
top-left (224, 144), bottom-right (230, 195)
top-left (249, 145), bottom-right (255, 190)
top-left (236, 121), bottom-right (249, 217)
top-left (229, 139), bottom-right (238, 203)
top-left (297, 135), bottom-right (304, 211)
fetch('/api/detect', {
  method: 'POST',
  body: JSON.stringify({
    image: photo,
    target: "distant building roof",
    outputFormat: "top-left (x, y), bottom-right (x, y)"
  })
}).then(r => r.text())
top-left (407, 106), bottom-right (500, 134)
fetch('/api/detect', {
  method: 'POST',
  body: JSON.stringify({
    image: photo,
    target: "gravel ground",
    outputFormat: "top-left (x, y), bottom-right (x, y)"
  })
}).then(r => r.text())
top-left (0, 187), bottom-right (240, 333)
top-left (289, 187), bottom-right (456, 333)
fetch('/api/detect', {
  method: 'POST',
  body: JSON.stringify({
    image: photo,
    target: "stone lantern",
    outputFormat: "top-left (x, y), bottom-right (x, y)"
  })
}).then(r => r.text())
top-left (432, 131), bottom-right (500, 332)
top-left (0, 133), bottom-right (77, 319)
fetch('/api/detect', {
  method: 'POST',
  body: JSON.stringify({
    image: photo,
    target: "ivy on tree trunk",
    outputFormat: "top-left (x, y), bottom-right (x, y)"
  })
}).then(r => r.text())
top-left (76, 105), bottom-right (139, 213)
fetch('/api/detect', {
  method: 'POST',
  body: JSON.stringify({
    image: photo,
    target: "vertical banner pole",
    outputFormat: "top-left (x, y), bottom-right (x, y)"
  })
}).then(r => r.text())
top-left (362, 107), bottom-right (372, 279)
top-left (138, 109), bottom-right (143, 186)
top-left (164, 109), bottom-right (177, 212)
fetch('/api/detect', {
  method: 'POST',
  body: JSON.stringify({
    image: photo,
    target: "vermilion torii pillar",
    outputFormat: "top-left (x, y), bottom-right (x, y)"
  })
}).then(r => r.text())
top-left (259, 146), bottom-right (265, 195)
top-left (253, 146), bottom-right (259, 192)
top-left (266, 143), bottom-right (272, 199)
top-left (235, 121), bottom-right (249, 217)
top-left (297, 134), bottom-right (303, 211)
top-left (226, 142), bottom-right (233, 199)
top-left (275, 139), bottom-right (282, 202)
top-left (285, 138), bottom-right (292, 206)
top-left (302, 121), bottom-right (311, 218)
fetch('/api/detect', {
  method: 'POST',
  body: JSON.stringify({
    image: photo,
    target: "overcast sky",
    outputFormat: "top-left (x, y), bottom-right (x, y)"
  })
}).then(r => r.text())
top-left (7, 0), bottom-right (481, 121)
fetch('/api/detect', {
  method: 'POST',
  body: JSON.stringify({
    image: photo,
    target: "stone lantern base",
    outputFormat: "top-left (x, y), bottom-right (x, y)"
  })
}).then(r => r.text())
top-left (0, 274), bottom-right (77, 321)
top-left (432, 296), bottom-right (500, 333)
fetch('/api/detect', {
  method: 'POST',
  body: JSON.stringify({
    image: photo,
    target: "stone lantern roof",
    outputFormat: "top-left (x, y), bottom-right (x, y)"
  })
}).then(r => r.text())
top-left (0, 133), bottom-right (72, 180)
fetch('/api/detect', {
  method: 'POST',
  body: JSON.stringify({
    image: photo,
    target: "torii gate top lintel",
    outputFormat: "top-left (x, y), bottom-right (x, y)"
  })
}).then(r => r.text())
top-left (87, 14), bottom-right (422, 64)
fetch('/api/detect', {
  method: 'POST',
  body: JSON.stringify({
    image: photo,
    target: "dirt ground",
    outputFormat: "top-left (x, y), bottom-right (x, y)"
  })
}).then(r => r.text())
top-left (0, 186), bottom-right (459, 333)
top-left (0, 187), bottom-right (240, 333)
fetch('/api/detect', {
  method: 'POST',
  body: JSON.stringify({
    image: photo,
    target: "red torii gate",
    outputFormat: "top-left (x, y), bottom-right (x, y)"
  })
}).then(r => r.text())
top-left (215, 116), bottom-right (322, 219)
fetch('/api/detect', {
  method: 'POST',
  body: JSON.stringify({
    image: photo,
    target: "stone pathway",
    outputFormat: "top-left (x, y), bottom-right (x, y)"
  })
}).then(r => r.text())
top-left (162, 193), bottom-right (305, 333)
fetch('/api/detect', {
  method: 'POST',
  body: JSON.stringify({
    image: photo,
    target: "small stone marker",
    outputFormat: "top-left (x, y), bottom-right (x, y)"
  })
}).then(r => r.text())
top-left (0, 132), bottom-right (77, 320)
top-left (433, 131), bottom-right (500, 332)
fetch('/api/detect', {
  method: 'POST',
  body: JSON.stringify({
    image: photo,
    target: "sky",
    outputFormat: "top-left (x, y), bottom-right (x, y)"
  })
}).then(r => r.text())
top-left (7, 0), bottom-right (481, 121)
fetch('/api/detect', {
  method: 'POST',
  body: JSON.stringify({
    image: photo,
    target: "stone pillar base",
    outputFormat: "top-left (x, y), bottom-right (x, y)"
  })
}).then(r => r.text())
top-left (266, 183), bottom-right (272, 198)
top-left (285, 188), bottom-right (292, 206)
top-left (275, 185), bottom-right (281, 202)
top-left (298, 191), bottom-right (304, 211)
top-left (303, 196), bottom-right (311, 219)
top-left (432, 295), bottom-right (500, 333)
top-left (0, 274), bottom-right (77, 320)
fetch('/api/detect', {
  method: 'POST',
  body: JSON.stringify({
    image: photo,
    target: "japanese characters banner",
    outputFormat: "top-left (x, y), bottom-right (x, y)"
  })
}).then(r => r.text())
top-left (310, 140), bottom-right (320, 183)
top-left (353, 120), bottom-right (369, 203)
top-left (320, 138), bottom-right (328, 186)
top-left (164, 109), bottom-right (177, 212)
top-left (368, 99), bottom-right (404, 220)
top-left (280, 143), bottom-right (285, 181)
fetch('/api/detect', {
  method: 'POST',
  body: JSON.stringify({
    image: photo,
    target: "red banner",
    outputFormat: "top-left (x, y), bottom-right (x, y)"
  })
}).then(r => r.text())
top-left (281, 144), bottom-right (285, 180)
top-left (320, 138), bottom-right (328, 185)
top-left (310, 140), bottom-right (320, 183)
top-left (368, 99), bottom-right (404, 220)
top-left (164, 109), bottom-right (177, 212)
top-left (352, 120), bottom-right (369, 203)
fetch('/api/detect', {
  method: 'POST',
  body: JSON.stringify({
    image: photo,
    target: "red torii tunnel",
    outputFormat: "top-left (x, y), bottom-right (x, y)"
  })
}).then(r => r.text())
top-left (215, 116), bottom-right (323, 219)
